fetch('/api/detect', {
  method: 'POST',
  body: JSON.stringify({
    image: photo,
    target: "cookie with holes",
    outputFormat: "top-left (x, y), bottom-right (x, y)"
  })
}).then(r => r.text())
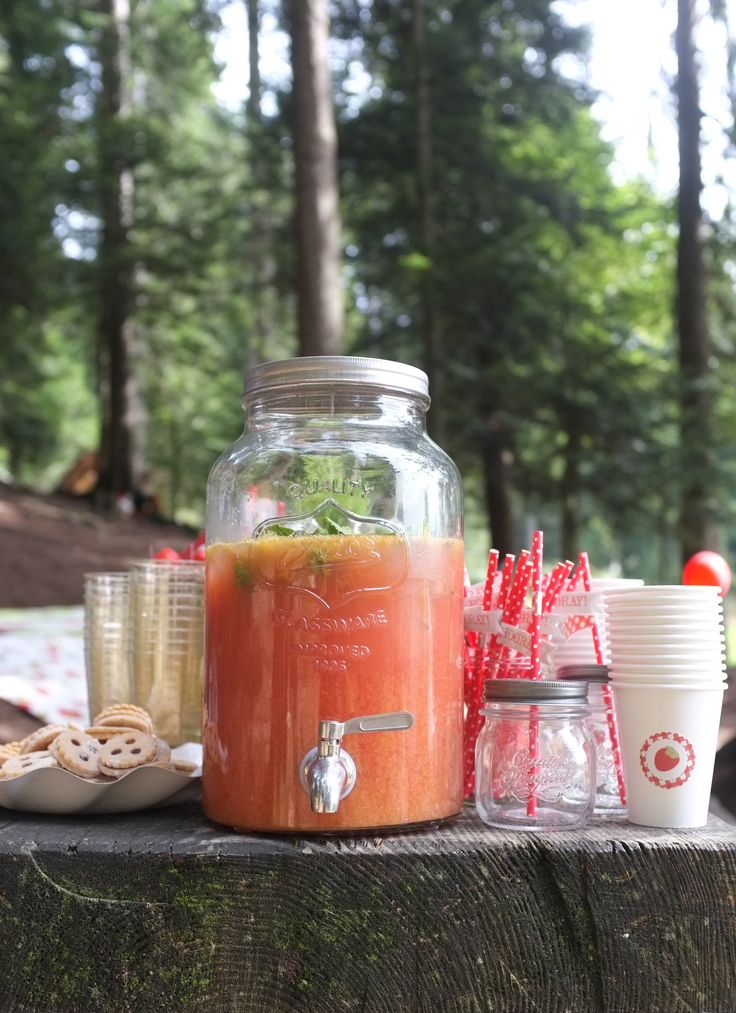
top-left (1, 751), bottom-right (59, 778)
top-left (84, 726), bottom-right (136, 745)
top-left (98, 731), bottom-right (157, 773)
top-left (19, 723), bottom-right (69, 754)
top-left (50, 729), bottom-right (101, 778)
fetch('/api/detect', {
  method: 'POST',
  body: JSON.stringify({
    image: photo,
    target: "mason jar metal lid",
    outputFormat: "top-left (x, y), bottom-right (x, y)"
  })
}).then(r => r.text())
top-left (245, 356), bottom-right (430, 402)
top-left (484, 678), bottom-right (588, 702)
top-left (556, 664), bottom-right (610, 683)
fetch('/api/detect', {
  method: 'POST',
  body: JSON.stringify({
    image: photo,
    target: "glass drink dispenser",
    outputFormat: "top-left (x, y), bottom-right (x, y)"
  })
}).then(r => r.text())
top-left (202, 357), bottom-right (464, 832)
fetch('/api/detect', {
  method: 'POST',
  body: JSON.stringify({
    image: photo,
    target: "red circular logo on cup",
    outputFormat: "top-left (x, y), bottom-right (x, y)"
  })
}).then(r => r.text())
top-left (639, 732), bottom-right (695, 789)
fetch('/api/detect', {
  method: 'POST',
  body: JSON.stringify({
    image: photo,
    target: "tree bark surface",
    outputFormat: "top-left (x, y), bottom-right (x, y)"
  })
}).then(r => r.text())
top-left (0, 805), bottom-right (735, 1011)
top-left (412, 0), bottom-right (445, 445)
top-left (244, 0), bottom-right (277, 368)
top-left (246, 0), bottom-right (261, 123)
top-left (483, 415), bottom-right (515, 555)
top-left (676, 0), bottom-right (715, 560)
top-left (289, 0), bottom-right (344, 355)
top-left (95, 0), bottom-right (140, 504)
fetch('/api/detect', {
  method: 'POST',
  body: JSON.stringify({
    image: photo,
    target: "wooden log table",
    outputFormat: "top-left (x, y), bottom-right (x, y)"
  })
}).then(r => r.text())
top-left (0, 802), bottom-right (735, 1013)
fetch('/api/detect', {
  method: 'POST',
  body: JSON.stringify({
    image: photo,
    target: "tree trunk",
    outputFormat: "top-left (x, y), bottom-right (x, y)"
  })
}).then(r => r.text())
top-left (676, 0), bottom-right (716, 560)
top-left (560, 423), bottom-right (580, 562)
top-left (288, 0), bottom-right (344, 355)
top-left (412, 0), bottom-right (445, 444)
top-left (95, 0), bottom-right (140, 507)
top-left (244, 0), bottom-right (277, 368)
top-left (482, 415), bottom-right (514, 555)
top-left (246, 0), bottom-right (261, 123)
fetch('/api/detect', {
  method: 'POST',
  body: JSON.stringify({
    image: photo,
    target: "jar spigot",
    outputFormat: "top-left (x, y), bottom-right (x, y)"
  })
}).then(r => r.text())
top-left (300, 711), bottom-right (414, 814)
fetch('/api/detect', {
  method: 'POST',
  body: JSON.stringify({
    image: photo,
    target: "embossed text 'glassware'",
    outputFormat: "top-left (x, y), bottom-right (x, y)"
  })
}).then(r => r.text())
top-left (203, 356), bottom-right (464, 832)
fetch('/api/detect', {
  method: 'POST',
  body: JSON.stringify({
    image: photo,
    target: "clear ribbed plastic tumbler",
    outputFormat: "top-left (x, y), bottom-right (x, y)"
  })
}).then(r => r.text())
top-left (84, 572), bottom-right (132, 723)
top-left (129, 560), bottom-right (204, 744)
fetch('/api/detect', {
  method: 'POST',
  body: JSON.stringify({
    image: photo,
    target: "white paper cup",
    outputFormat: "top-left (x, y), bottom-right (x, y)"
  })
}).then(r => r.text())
top-left (606, 599), bottom-right (723, 610)
top-left (606, 588), bottom-right (721, 599)
top-left (611, 647), bottom-right (725, 660)
top-left (606, 585), bottom-right (720, 597)
top-left (610, 656), bottom-right (727, 668)
top-left (610, 670), bottom-right (727, 684)
top-left (611, 660), bottom-right (724, 676)
top-left (610, 630), bottom-right (724, 641)
top-left (610, 648), bottom-right (725, 658)
top-left (613, 681), bottom-right (726, 828)
top-left (611, 656), bottom-right (724, 672)
top-left (607, 615), bottom-right (722, 626)
top-left (608, 613), bottom-right (723, 626)
top-left (591, 579), bottom-right (645, 590)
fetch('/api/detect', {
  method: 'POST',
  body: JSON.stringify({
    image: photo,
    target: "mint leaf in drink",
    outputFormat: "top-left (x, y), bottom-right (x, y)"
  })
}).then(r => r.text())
top-left (318, 515), bottom-right (351, 536)
top-left (268, 523), bottom-right (296, 537)
top-left (234, 561), bottom-right (255, 589)
top-left (307, 546), bottom-right (329, 569)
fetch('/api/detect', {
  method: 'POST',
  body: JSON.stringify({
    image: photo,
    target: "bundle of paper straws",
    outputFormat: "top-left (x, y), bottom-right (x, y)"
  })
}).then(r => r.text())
top-left (463, 532), bottom-right (626, 813)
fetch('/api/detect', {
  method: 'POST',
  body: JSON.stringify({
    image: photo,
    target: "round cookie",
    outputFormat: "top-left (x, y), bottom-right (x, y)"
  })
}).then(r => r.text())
top-left (1, 751), bottom-right (58, 778)
top-left (51, 730), bottom-right (101, 778)
top-left (85, 726), bottom-right (136, 745)
top-left (19, 724), bottom-right (68, 754)
top-left (98, 731), bottom-right (157, 771)
top-left (98, 762), bottom-right (126, 779)
top-left (0, 742), bottom-right (22, 765)
top-left (94, 703), bottom-right (151, 721)
top-left (95, 713), bottom-right (152, 734)
top-left (93, 705), bottom-right (154, 734)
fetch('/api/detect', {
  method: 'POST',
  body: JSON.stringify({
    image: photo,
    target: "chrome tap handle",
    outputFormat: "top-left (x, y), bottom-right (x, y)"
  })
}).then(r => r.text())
top-left (301, 710), bottom-right (414, 814)
top-left (342, 711), bottom-right (414, 736)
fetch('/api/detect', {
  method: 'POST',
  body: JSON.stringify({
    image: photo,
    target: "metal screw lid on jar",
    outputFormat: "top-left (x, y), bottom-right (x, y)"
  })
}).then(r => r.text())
top-left (245, 356), bottom-right (430, 403)
top-left (556, 664), bottom-right (610, 683)
top-left (484, 678), bottom-right (588, 702)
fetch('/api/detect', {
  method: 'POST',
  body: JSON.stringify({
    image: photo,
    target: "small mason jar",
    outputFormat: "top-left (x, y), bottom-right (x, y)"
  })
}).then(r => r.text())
top-left (475, 678), bottom-right (595, 831)
top-left (558, 665), bottom-right (626, 814)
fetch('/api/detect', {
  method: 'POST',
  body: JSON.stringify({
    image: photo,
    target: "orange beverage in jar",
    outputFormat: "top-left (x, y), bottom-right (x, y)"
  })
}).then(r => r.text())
top-left (203, 532), bottom-right (464, 832)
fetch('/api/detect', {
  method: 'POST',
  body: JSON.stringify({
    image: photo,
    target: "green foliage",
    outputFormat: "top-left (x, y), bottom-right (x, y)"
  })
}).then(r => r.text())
top-left (0, 0), bottom-right (96, 482)
top-left (334, 0), bottom-right (680, 574)
top-left (0, 0), bottom-right (733, 578)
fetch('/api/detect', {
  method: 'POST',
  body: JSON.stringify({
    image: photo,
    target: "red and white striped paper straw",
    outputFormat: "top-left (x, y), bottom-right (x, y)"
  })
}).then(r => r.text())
top-left (577, 551), bottom-right (627, 806)
top-left (494, 557), bottom-right (532, 675)
top-left (464, 550), bottom-right (500, 797)
top-left (482, 551), bottom-right (499, 610)
top-left (527, 531), bottom-right (544, 818)
top-left (542, 560), bottom-right (574, 615)
top-left (471, 550), bottom-right (501, 693)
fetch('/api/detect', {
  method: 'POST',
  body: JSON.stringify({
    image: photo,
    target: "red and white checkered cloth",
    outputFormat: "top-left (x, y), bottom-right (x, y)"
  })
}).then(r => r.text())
top-left (0, 608), bottom-right (88, 725)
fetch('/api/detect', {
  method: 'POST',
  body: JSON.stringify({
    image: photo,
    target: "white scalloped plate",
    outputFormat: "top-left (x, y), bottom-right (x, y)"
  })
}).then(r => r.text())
top-left (0, 743), bottom-right (202, 815)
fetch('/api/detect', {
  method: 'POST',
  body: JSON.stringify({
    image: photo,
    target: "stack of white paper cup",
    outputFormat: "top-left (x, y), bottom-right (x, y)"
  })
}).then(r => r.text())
top-left (606, 585), bottom-right (727, 828)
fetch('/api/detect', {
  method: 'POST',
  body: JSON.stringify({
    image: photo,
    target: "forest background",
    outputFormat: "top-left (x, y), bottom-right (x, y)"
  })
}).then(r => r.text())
top-left (1, 0), bottom-right (733, 582)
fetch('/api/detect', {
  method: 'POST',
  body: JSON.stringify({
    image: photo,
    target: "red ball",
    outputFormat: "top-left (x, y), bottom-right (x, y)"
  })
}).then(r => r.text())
top-left (153, 547), bottom-right (180, 561)
top-left (682, 551), bottom-right (732, 595)
top-left (194, 544), bottom-right (206, 561)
